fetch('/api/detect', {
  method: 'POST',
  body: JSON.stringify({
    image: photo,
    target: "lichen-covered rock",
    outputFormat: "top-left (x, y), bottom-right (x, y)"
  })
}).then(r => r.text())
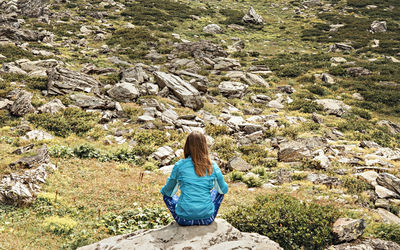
top-left (9, 145), bottom-right (50, 169)
top-left (370, 21), bottom-right (387, 33)
top-left (333, 218), bottom-right (366, 243)
top-left (78, 219), bottom-right (282, 250)
top-left (203, 24), bottom-right (224, 34)
top-left (227, 157), bottom-right (252, 172)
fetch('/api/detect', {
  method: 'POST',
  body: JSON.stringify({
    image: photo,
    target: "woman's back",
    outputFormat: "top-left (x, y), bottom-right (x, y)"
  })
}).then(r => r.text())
top-left (161, 156), bottom-right (228, 220)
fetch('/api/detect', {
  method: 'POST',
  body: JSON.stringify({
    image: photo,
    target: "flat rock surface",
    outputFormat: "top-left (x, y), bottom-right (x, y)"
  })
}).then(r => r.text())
top-left (78, 219), bottom-right (282, 250)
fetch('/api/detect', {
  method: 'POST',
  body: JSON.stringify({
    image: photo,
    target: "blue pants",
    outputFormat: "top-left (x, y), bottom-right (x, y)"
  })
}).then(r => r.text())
top-left (163, 189), bottom-right (224, 226)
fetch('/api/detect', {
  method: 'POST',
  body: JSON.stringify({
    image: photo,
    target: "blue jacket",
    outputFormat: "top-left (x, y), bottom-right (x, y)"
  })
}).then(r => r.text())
top-left (160, 156), bottom-right (229, 220)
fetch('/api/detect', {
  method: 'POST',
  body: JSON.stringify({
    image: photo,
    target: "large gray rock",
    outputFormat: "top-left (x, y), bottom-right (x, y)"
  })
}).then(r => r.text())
top-left (328, 238), bottom-right (400, 250)
top-left (377, 173), bottom-right (400, 195)
top-left (377, 120), bottom-right (400, 135)
top-left (203, 24), bottom-right (224, 34)
top-left (376, 208), bottom-right (400, 225)
top-left (154, 72), bottom-right (203, 110)
top-left (227, 157), bottom-right (252, 171)
top-left (242, 7), bottom-right (265, 25)
top-left (151, 146), bottom-right (174, 166)
top-left (370, 21), bottom-right (387, 33)
top-left (329, 43), bottom-right (354, 52)
top-left (278, 137), bottom-right (328, 162)
top-left (0, 26), bottom-right (46, 41)
top-left (333, 218), bottom-right (366, 243)
top-left (0, 162), bottom-right (57, 206)
top-left (70, 94), bottom-right (116, 110)
top-left (174, 41), bottom-right (228, 59)
top-left (9, 145), bottom-right (50, 169)
top-left (78, 219), bottom-right (282, 250)
top-left (47, 67), bottom-right (101, 95)
top-left (120, 66), bottom-right (149, 84)
top-left (219, 81), bottom-right (248, 98)
top-left (314, 99), bottom-right (351, 117)
top-left (18, 0), bottom-right (49, 17)
top-left (346, 67), bottom-right (371, 77)
top-left (10, 90), bottom-right (35, 116)
top-left (107, 82), bottom-right (139, 102)
top-left (38, 98), bottom-right (65, 115)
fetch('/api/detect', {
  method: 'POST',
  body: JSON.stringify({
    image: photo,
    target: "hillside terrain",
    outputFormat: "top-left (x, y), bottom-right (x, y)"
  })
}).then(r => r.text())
top-left (1, 0), bottom-right (400, 249)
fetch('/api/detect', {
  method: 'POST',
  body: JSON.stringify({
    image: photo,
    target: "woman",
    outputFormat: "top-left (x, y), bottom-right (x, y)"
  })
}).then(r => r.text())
top-left (160, 131), bottom-right (228, 226)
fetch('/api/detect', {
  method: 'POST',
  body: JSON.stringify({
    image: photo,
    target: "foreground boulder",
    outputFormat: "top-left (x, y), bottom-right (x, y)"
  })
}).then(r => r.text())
top-left (154, 71), bottom-right (203, 110)
top-left (78, 219), bottom-right (282, 250)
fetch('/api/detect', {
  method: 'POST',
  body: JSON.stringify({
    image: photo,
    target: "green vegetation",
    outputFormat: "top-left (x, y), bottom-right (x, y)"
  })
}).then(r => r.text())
top-left (372, 223), bottom-right (400, 244)
top-left (27, 108), bottom-right (101, 137)
top-left (224, 193), bottom-right (341, 250)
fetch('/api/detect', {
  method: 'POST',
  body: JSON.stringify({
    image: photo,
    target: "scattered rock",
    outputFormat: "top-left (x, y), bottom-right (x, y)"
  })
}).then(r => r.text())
top-left (70, 94), bottom-right (116, 110)
top-left (154, 71), bottom-right (203, 110)
top-left (329, 238), bottom-right (400, 250)
top-left (314, 99), bottom-right (351, 117)
top-left (107, 82), bottom-right (139, 102)
top-left (376, 208), bottom-right (400, 224)
top-left (47, 67), bottom-right (100, 95)
top-left (278, 137), bottom-right (327, 162)
top-left (242, 7), bottom-right (265, 25)
top-left (333, 218), bottom-right (366, 243)
top-left (38, 98), bottom-right (66, 115)
top-left (219, 81), bottom-right (248, 98)
top-left (227, 157), bottom-right (252, 172)
top-left (22, 129), bottom-right (54, 141)
top-left (321, 73), bottom-right (335, 84)
top-left (0, 162), bottom-right (57, 206)
top-left (329, 43), bottom-right (354, 52)
top-left (377, 120), bottom-right (400, 135)
top-left (9, 90), bottom-right (35, 116)
top-left (370, 21), bottom-right (387, 33)
top-left (203, 24), bottom-right (224, 34)
top-left (346, 67), bottom-right (371, 77)
top-left (174, 41), bottom-right (228, 59)
top-left (377, 173), bottom-right (400, 195)
top-left (78, 219), bottom-right (282, 250)
top-left (120, 65), bottom-right (149, 84)
top-left (9, 145), bottom-right (50, 169)
top-left (151, 146), bottom-right (174, 166)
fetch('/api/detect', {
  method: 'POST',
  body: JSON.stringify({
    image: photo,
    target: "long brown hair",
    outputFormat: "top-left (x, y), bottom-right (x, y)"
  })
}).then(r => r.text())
top-left (184, 131), bottom-right (213, 177)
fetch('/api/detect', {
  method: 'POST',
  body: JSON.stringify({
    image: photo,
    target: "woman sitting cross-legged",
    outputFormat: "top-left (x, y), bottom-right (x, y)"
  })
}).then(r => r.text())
top-left (160, 131), bottom-right (228, 226)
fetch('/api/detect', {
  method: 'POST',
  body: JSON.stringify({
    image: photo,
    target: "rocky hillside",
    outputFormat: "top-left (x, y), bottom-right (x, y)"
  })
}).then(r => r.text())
top-left (1, 0), bottom-right (400, 249)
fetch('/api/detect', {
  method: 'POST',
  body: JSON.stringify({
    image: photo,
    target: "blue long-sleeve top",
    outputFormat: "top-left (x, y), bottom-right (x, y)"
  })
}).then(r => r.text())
top-left (160, 156), bottom-right (229, 220)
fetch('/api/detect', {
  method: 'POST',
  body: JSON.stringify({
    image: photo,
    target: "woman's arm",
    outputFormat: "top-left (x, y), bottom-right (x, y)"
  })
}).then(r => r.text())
top-left (160, 161), bottom-right (180, 197)
top-left (213, 163), bottom-right (228, 194)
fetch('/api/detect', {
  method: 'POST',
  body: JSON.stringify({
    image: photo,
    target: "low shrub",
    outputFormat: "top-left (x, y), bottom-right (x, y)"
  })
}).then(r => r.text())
top-left (132, 129), bottom-right (168, 146)
top-left (242, 175), bottom-right (262, 188)
top-left (227, 170), bottom-right (244, 182)
top-left (42, 216), bottom-right (77, 235)
top-left (99, 206), bottom-right (172, 235)
top-left (372, 223), bottom-right (400, 244)
top-left (341, 176), bottom-right (374, 194)
top-left (27, 108), bottom-right (100, 137)
top-left (212, 136), bottom-right (236, 161)
top-left (288, 99), bottom-right (323, 113)
top-left (205, 124), bottom-right (230, 136)
top-left (224, 193), bottom-right (341, 250)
